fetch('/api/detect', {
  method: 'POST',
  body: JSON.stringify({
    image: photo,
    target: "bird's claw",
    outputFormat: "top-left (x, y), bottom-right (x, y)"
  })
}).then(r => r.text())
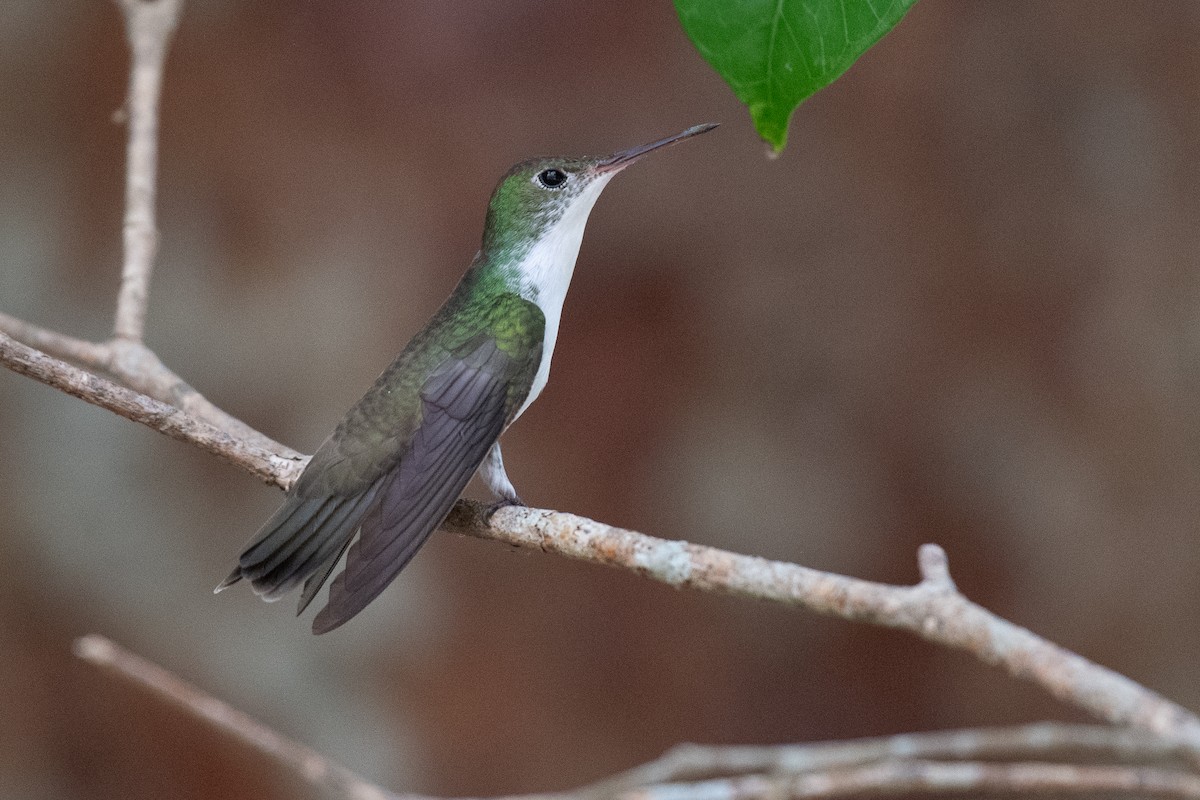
top-left (484, 496), bottom-right (526, 523)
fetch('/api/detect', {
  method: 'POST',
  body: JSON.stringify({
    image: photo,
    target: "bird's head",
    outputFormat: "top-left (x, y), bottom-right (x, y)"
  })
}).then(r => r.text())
top-left (481, 123), bottom-right (718, 259)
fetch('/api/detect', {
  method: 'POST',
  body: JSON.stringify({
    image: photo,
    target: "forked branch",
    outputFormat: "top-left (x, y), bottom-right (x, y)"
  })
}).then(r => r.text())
top-left (4, 2), bottom-right (1200, 798)
top-left (0, 331), bottom-right (303, 488)
top-left (75, 635), bottom-right (1200, 800)
top-left (0, 0), bottom-right (297, 459)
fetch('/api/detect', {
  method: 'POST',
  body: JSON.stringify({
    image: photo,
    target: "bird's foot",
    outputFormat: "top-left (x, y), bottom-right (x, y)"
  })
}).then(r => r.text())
top-left (484, 495), bottom-right (525, 523)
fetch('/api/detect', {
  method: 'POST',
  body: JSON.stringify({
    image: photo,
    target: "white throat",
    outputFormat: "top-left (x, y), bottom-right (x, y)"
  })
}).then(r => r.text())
top-left (512, 174), bottom-right (614, 420)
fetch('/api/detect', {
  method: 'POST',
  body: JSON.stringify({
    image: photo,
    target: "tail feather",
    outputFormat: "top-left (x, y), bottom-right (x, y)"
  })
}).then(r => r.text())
top-left (249, 498), bottom-right (342, 584)
top-left (254, 497), bottom-right (351, 597)
top-left (297, 536), bottom-right (355, 615)
top-left (219, 487), bottom-right (379, 602)
top-left (239, 496), bottom-right (330, 572)
top-left (283, 481), bottom-right (383, 585)
top-left (213, 569), bottom-right (241, 593)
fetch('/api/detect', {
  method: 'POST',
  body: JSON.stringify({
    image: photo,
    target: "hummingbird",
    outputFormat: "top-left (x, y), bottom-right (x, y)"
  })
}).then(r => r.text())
top-left (216, 123), bottom-right (717, 633)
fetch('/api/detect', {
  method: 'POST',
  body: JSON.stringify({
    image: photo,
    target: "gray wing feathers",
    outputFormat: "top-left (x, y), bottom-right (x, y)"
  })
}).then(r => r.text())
top-left (311, 341), bottom-right (512, 633)
top-left (220, 335), bottom-right (530, 633)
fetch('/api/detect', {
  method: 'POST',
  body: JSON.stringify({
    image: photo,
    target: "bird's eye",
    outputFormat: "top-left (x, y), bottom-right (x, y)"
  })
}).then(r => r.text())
top-left (536, 168), bottom-right (568, 189)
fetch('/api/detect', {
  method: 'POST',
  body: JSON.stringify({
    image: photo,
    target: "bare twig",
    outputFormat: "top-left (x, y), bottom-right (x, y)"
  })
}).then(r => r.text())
top-left (113, 0), bottom-right (182, 343)
top-left (620, 760), bottom-right (1200, 800)
top-left (70, 635), bottom-right (1200, 800)
top-left (0, 310), bottom-right (300, 458)
top-left (107, 337), bottom-right (300, 454)
top-left (74, 635), bottom-right (399, 800)
top-left (581, 724), bottom-right (1196, 796)
top-left (0, 332), bottom-right (305, 488)
top-left (0, 310), bottom-right (111, 366)
top-left (445, 503), bottom-right (1200, 752)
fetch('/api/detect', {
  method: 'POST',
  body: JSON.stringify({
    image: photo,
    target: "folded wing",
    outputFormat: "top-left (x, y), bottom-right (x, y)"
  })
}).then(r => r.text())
top-left (312, 337), bottom-right (517, 633)
top-left (220, 324), bottom-right (541, 633)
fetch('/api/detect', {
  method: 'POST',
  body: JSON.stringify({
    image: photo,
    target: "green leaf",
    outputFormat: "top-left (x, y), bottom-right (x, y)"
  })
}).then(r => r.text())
top-left (675, 0), bottom-right (918, 153)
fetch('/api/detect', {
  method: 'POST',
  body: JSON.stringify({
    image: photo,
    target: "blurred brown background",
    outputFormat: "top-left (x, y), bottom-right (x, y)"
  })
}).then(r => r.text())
top-left (3, 2), bottom-right (1200, 798)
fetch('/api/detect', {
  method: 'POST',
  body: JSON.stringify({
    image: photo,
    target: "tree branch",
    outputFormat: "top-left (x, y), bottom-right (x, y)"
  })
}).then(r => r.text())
top-left (0, 310), bottom-right (111, 365)
top-left (74, 635), bottom-right (400, 800)
top-left (113, 0), bottom-right (182, 343)
top-left (0, 331), bottom-right (304, 488)
top-left (580, 723), bottom-right (1198, 795)
top-left (5, 309), bottom-right (1200, 752)
top-left (0, 309), bottom-right (300, 458)
top-left (620, 760), bottom-right (1200, 800)
top-left (0, 0), bottom-right (296, 460)
top-left (444, 502), bottom-right (1200, 753)
top-left (6, 303), bottom-right (1200, 754)
top-left (73, 634), bottom-right (1200, 800)
top-left (7, 2), bottom-right (1200, 795)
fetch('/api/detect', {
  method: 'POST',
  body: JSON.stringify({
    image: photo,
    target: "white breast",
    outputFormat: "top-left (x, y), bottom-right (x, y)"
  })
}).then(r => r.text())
top-left (512, 174), bottom-right (614, 422)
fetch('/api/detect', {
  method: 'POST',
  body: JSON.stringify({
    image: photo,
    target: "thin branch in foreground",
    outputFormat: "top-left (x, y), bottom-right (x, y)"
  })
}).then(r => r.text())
top-left (582, 723), bottom-right (1197, 795)
top-left (0, 332), bottom-right (305, 488)
top-left (74, 634), bottom-right (400, 800)
top-left (74, 634), bottom-right (1200, 800)
top-left (621, 760), bottom-right (1200, 800)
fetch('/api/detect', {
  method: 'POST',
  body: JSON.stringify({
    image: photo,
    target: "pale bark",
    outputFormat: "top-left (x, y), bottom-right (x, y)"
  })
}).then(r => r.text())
top-left (5, 2), bottom-right (1200, 799)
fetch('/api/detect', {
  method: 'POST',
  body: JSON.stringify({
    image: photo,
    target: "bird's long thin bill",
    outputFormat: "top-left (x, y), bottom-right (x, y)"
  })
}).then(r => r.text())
top-left (595, 122), bottom-right (718, 172)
